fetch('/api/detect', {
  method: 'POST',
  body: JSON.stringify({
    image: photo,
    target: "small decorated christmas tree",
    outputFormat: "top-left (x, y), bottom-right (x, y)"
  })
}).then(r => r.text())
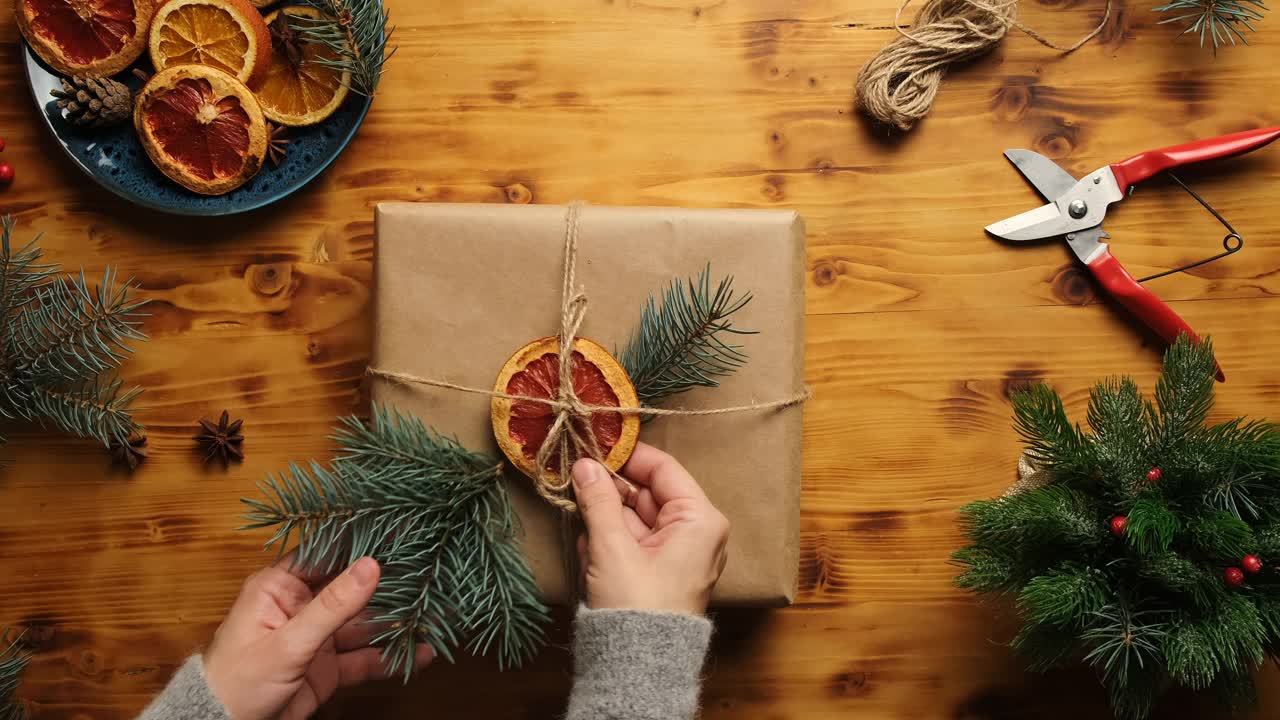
top-left (954, 335), bottom-right (1280, 719)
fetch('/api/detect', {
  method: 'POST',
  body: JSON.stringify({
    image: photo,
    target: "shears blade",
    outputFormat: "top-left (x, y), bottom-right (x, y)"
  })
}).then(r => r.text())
top-left (984, 202), bottom-right (1069, 241)
top-left (1003, 150), bottom-right (1111, 243)
top-left (1004, 149), bottom-right (1079, 201)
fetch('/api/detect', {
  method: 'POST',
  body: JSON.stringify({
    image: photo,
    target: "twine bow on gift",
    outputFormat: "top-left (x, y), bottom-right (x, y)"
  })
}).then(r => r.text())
top-left (368, 202), bottom-right (811, 513)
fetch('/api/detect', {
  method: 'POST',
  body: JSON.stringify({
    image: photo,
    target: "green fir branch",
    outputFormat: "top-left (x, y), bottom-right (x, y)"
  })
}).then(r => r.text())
top-left (0, 217), bottom-right (55, 327)
top-left (1141, 551), bottom-right (1226, 610)
top-left (1165, 595), bottom-right (1267, 689)
top-left (1011, 621), bottom-right (1080, 672)
top-left (1018, 565), bottom-right (1110, 626)
top-left (1087, 378), bottom-right (1151, 500)
top-left (952, 546), bottom-right (1019, 593)
top-left (11, 269), bottom-right (147, 382)
top-left (289, 0), bottom-right (396, 96)
top-left (1188, 511), bottom-right (1253, 561)
top-left (1106, 663), bottom-right (1167, 720)
top-left (242, 405), bottom-right (549, 679)
top-left (619, 266), bottom-right (754, 407)
top-left (1151, 335), bottom-right (1216, 450)
top-left (1127, 498), bottom-right (1179, 555)
top-left (958, 486), bottom-right (1103, 557)
top-left (1153, 0), bottom-right (1268, 50)
top-left (18, 377), bottom-right (144, 447)
top-left (1011, 384), bottom-right (1096, 482)
top-left (0, 217), bottom-right (148, 449)
top-left (1081, 604), bottom-right (1169, 689)
top-left (0, 629), bottom-right (28, 720)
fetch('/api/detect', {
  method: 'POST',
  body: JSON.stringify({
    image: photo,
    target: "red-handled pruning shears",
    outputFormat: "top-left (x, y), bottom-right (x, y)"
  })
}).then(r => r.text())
top-left (985, 126), bottom-right (1280, 382)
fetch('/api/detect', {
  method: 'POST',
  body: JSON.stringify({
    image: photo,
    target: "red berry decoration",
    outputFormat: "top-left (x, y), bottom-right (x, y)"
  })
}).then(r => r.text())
top-left (1243, 554), bottom-right (1264, 575)
top-left (1225, 566), bottom-right (1246, 587)
top-left (1146, 467), bottom-right (1162, 484)
top-left (1109, 515), bottom-right (1128, 537)
top-left (0, 163), bottom-right (13, 190)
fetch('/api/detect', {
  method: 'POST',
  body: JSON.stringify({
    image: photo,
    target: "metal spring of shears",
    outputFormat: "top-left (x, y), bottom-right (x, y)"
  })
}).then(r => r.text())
top-left (1137, 171), bottom-right (1244, 283)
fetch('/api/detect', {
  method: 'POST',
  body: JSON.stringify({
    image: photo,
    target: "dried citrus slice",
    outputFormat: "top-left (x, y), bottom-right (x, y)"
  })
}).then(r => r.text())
top-left (254, 6), bottom-right (351, 127)
top-left (15, 0), bottom-right (155, 77)
top-left (148, 0), bottom-right (271, 86)
top-left (133, 64), bottom-right (268, 195)
top-left (492, 336), bottom-right (641, 482)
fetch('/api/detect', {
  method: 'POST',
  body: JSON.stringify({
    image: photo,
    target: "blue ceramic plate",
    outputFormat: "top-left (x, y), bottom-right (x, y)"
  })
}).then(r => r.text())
top-left (23, 44), bottom-right (372, 216)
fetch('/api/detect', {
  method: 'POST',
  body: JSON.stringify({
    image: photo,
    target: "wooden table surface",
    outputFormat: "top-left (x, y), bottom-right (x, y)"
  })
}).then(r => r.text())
top-left (4, 0), bottom-right (1280, 718)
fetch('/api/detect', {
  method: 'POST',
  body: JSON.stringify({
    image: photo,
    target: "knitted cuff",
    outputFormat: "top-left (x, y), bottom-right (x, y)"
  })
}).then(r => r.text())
top-left (136, 655), bottom-right (230, 720)
top-left (567, 607), bottom-right (713, 720)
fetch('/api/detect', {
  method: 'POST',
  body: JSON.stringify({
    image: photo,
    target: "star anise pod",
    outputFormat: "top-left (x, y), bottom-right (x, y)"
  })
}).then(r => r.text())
top-left (197, 411), bottom-right (245, 465)
top-left (266, 123), bottom-right (290, 166)
top-left (269, 12), bottom-right (305, 68)
top-left (110, 432), bottom-right (148, 470)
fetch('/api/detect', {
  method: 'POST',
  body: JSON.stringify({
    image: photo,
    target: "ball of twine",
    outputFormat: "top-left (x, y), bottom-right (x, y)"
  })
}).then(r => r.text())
top-left (855, 0), bottom-right (1112, 132)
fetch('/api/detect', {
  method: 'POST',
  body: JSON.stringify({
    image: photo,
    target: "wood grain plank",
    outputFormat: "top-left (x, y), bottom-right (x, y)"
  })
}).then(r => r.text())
top-left (3, 0), bottom-right (1280, 718)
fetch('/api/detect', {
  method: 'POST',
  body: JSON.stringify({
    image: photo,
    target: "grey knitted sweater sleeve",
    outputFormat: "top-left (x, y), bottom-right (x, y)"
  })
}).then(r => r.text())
top-left (137, 656), bottom-right (229, 720)
top-left (567, 607), bottom-right (713, 720)
top-left (135, 608), bottom-right (712, 720)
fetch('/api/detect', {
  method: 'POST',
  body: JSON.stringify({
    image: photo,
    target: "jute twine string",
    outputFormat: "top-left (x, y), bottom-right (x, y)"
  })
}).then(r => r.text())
top-left (367, 202), bottom-right (811, 514)
top-left (855, 0), bottom-right (1112, 131)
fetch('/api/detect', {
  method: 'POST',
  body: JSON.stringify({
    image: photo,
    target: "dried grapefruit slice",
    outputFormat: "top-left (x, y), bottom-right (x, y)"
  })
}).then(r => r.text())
top-left (134, 64), bottom-right (268, 195)
top-left (148, 0), bottom-right (271, 86)
top-left (492, 336), bottom-right (641, 482)
top-left (15, 0), bottom-right (155, 77)
top-left (255, 6), bottom-right (351, 127)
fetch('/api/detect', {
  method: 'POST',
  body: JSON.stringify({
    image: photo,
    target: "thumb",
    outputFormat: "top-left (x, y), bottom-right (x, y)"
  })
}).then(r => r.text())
top-left (573, 459), bottom-right (628, 543)
top-left (283, 557), bottom-right (380, 659)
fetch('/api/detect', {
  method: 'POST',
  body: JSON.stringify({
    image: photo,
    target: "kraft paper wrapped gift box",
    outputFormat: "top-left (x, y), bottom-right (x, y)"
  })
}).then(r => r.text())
top-left (370, 202), bottom-right (805, 606)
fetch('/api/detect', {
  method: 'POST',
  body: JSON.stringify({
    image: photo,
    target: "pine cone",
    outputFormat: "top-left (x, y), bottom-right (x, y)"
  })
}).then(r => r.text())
top-left (50, 74), bottom-right (133, 129)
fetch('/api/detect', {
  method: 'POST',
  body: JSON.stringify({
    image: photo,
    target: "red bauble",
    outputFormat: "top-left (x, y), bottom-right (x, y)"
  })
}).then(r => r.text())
top-left (1243, 555), bottom-right (1264, 575)
top-left (0, 137), bottom-right (6, 152)
top-left (1225, 566), bottom-right (1246, 587)
top-left (1109, 515), bottom-right (1128, 537)
top-left (1146, 467), bottom-right (1162, 483)
top-left (0, 163), bottom-right (13, 190)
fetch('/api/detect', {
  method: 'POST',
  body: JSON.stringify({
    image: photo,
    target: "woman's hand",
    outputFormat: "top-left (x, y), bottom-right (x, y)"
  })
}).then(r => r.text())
top-left (572, 442), bottom-right (731, 615)
top-left (202, 556), bottom-right (433, 720)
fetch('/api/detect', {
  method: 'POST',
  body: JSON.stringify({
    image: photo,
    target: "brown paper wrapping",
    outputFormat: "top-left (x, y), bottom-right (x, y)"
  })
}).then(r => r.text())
top-left (371, 203), bottom-right (805, 606)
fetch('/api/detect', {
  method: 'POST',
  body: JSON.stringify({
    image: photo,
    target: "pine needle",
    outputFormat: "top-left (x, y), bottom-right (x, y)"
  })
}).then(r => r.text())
top-left (242, 406), bottom-right (549, 679)
top-left (0, 629), bottom-right (28, 720)
top-left (1153, 0), bottom-right (1268, 51)
top-left (619, 265), bottom-right (754, 407)
top-left (0, 217), bottom-right (148, 448)
top-left (289, 0), bottom-right (396, 96)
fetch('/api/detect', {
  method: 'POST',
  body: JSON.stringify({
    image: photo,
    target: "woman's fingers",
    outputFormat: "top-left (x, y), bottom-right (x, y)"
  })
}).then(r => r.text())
top-left (334, 614), bottom-right (389, 652)
top-left (336, 644), bottom-right (434, 687)
top-left (620, 442), bottom-right (708, 505)
top-left (621, 505), bottom-right (652, 540)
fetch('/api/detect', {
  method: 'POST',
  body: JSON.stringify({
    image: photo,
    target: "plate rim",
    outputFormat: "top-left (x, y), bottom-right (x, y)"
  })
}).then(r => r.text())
top-left (23, 43), bottom-right (373, 217)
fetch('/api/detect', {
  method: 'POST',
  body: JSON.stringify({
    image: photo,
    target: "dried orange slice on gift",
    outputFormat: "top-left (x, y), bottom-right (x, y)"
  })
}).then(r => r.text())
top-left (492, 336), bottom-right (641, 481)
top-left (133, 64), bottom-right (268, 195)
top-left (148, 0), bottom-right (271, 86)
top-left (254, 6), bottom-right (351, 127)
top-left (15, 0), bottom-right (155, 77)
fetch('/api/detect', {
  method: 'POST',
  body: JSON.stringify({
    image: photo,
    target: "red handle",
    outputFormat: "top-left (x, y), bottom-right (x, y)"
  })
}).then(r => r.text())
top-left (1109, 126), bottom-right (1280, 189)
top-left (1087, 249), bottom-right (1225, 381)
